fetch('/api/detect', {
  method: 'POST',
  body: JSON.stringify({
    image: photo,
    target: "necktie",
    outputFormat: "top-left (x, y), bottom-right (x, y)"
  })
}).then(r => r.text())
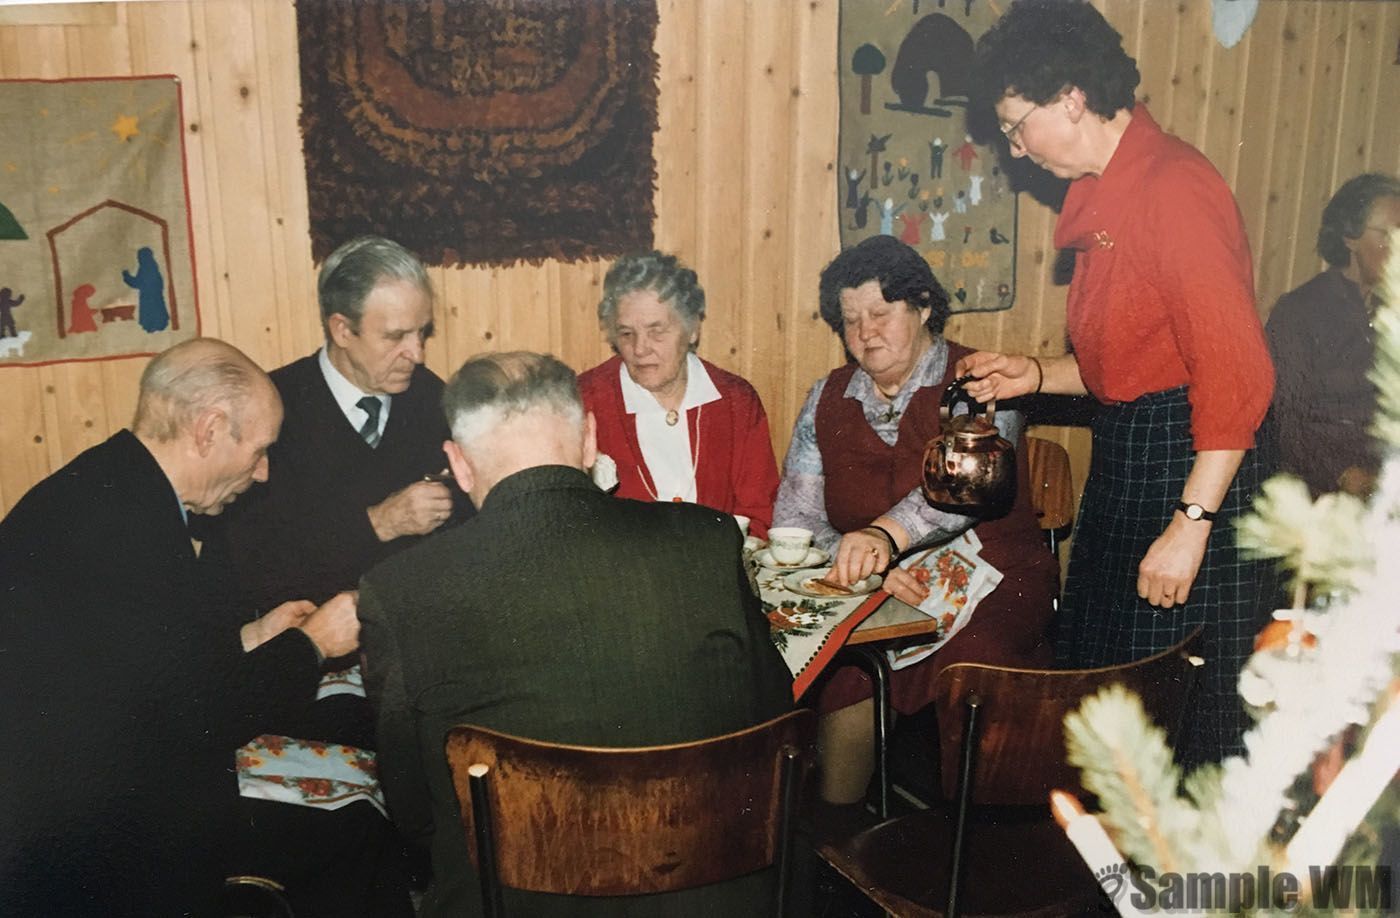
top-left (356, 395), bottom-right (382, 448)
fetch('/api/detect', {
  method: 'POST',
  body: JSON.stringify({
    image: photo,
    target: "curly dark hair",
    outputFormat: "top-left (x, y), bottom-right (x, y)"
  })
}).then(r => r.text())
top-left (1317, 173), bottom-right (1400, 269)
top-left (818, 236), bottom-right (950, 337)
top-left (974, 0), bottom-right (1139, 118)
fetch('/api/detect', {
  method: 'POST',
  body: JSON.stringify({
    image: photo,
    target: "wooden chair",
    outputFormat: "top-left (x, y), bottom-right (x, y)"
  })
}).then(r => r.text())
top-left (1024, 437), bottom-right (1074, 558)
top-left (445, 709), bottom-right (817, 918)
top-left (820, 628), bottom-right (1204, 917)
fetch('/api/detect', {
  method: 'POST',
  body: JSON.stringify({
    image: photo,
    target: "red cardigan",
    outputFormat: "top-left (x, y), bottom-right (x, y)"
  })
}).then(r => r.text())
top-left (1057, 105), bottom-right (1273, 450)
top-left (578, 355), bottom-right (781, 536)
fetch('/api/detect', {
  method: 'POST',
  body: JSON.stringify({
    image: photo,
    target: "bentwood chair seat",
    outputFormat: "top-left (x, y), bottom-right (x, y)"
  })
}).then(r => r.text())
top-left (820, 627), bottom-right (1204, 917)
top-left (445, 709), bottom-right (816, 918)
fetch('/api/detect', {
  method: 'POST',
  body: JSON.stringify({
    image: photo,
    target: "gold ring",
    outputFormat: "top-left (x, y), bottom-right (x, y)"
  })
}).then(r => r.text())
top-left (869, 546), bottom-right (879, 554)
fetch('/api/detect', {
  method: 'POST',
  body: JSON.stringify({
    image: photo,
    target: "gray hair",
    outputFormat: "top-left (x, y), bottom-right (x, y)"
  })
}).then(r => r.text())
top-left (317, 236), bottom-right (432, 334)
top-left (132, 338), bottom-right (265, 442)
top-left (1317, 173), bottom-right (1400, 268)
top-left (444, 352), bottom-right (584, 452)
top-left (597, 251), bottom-right (706, 346)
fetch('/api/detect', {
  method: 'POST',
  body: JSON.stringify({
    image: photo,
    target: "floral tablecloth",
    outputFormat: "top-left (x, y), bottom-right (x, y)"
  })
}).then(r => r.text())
top-left (760, 531), bottom-right (1001, 698)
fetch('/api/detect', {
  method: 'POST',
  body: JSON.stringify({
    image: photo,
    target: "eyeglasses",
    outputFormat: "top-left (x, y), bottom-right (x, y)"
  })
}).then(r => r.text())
top-left (999, 106), bottom-right (1039, 150)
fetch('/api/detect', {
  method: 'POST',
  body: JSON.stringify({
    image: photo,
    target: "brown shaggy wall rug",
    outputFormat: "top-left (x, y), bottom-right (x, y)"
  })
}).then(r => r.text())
top-left (296, 0), bottom-right (658, 267)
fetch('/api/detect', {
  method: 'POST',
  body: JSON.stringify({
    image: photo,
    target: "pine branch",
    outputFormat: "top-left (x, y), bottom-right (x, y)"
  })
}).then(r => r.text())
top-left (1064, 686), bottom-right (1195, 874)
top-left (1234, 476), bottom-right (1370, 601)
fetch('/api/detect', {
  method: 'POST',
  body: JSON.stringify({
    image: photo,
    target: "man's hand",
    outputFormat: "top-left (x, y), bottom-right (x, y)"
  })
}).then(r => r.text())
top-left (298, 591), bottom-right (360, 659)
top-left (241, 599), bottom-right (315, 651)
top-left (1137, 516), bottom-right (1210, 609)
top-left (367, 480), bottom-right (453, 542)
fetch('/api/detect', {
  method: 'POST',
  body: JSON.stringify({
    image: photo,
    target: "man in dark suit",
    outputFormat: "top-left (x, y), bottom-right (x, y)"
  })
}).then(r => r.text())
top-left (0, 338), bottom-right (359, 917)
top-left (360, 351), bottom-right (794, 917)
top-left (207, 236), bottom-right (465, 915)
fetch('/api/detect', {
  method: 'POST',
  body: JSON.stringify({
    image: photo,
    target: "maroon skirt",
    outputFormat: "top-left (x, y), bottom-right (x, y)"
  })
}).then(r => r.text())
top-left (813, 551), bottom-right (1058, 715)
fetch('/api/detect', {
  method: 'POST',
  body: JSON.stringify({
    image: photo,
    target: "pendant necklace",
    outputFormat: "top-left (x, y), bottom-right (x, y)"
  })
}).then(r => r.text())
top-left (641, 405), bottom-right (703, 503)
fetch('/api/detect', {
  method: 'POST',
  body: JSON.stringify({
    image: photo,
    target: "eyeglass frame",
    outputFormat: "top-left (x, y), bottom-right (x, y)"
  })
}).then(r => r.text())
top-left (999, 105), bottom-right (1039, 150)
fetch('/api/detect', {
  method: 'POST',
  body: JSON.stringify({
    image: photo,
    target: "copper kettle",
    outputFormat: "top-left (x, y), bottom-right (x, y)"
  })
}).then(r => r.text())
top-left (922, 375), bottom-right (1015, 512)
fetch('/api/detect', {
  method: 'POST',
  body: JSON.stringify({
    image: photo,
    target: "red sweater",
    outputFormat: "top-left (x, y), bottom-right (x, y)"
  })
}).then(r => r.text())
top-left (578, 355), bottom-right (781, 536)
top-left (1057, 105), bottom-right (1273, 450)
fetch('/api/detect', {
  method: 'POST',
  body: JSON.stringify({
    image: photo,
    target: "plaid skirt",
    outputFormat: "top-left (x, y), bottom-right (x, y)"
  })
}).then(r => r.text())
top-left (1055, 387), bottom-right (1280, 766)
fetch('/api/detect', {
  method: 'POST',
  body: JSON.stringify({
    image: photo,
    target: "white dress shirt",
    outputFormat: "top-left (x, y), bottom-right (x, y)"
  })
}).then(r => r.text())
top-left (318, 346), bottom-right (389, 441)
top-left (618, 352), bottom-right (721, 502)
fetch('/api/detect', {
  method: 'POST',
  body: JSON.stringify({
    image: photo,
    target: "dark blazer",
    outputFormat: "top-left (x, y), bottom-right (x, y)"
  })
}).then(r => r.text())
top-left (359, 465), bottom-right (794, 918)
top-left (0, 431), bottom-right (320, 917)
top-left (209, 352), bottom-right (470, 614)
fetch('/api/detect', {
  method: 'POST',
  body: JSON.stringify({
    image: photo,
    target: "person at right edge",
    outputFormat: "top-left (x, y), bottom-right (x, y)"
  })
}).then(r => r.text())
top-left (960, 0), bottom-right (1277, 766)
top-left (1266, 173), bottom-right (1400, 499)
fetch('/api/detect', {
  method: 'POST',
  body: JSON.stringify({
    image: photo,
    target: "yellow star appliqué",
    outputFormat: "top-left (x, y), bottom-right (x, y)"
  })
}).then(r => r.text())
top-left (111, 114), bottom-right (140, 142)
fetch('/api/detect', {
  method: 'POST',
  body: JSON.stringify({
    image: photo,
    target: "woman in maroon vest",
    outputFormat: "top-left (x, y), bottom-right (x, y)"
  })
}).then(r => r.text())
top-left (773, 235), bottom-right (1057, 805)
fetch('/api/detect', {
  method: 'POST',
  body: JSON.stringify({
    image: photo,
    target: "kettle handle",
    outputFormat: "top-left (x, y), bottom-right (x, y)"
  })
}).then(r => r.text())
top-left (941, 374), bottom-right (996, 424)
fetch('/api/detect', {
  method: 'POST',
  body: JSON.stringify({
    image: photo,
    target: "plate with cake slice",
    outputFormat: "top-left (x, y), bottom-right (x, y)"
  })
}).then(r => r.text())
top-left (784, 567), bottom-right (883, 599)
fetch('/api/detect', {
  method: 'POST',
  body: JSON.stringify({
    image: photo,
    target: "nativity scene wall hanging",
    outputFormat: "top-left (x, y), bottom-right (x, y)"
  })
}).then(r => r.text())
top-left (0, 76), bottom-right (199, 368)
top-left (295, 0), bottom-right (659, 268)
top-left (839, 0), bottom-right (1017, 313)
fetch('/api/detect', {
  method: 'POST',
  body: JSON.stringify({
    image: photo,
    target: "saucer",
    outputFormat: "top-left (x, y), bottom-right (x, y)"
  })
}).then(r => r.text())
top-left (754, 547), bottom-right (830, 570)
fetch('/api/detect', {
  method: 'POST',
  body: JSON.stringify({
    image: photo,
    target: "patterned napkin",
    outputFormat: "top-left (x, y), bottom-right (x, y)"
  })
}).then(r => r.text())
top-left (237, 664), bottom-right (383, 813)
top-left (884, 530), bottom-right (1002, 670)
top-left (237, 735), bottom-right (385, 815)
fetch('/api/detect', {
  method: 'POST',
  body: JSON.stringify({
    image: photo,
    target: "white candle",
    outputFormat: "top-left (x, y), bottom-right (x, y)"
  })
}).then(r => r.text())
top-left (1051, 790), bottom-right (1157, 916)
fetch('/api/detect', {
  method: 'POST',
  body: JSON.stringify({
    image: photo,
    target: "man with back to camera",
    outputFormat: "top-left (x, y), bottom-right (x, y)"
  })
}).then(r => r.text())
top-left (203, 235), bottom-right (471, 915)
top-left (0, 338), bottom-right (359, 916)
top-left (359, 351), bottom-right (794, 917)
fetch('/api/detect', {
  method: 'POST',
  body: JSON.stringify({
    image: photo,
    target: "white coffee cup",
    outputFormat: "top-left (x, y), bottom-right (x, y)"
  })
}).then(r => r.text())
top-left (767, 527), bottom-right (813, 565)
top-left (733, 514), bottom-right (751, 537)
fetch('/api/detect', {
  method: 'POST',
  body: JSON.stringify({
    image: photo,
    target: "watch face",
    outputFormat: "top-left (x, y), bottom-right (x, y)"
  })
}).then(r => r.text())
top-left (1185, 504), bottom-right (1204, 520)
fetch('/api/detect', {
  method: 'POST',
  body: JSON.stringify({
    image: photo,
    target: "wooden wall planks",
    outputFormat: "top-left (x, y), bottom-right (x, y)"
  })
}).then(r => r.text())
top-left (1, 0), bottom-right (1397, 518)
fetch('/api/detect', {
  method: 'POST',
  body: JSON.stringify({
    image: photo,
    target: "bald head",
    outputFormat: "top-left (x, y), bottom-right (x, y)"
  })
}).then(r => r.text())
top-left (133, 338), bottom-right (274, 442)
top-left (131, 339), bottom-right (283, 516)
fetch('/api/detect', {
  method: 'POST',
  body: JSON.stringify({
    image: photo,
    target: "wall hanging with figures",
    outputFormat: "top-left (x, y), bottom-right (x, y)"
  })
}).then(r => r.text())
top-left (0, 76), bottom-right (199, 367)
top-left (839, 0), bottom-right (1016, 313)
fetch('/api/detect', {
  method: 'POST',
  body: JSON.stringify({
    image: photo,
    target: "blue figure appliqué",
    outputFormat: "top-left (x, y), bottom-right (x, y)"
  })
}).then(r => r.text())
top-left (123, 247), bottom-right (169, 333)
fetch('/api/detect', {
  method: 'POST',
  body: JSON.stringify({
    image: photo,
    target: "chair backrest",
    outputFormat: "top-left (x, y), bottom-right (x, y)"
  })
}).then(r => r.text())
top-left (1025, 436), bottom-right (1075, 534)
top-left (444, 709), bottom-right (816, 899)
top-left (933, 627), bottom-right (1203, 804)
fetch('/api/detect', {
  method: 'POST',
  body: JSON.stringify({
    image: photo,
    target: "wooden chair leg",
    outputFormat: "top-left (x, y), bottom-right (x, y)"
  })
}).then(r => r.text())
top-left (468, 763), bottom-right (504, 918)
top-left (946, 694), bottom-right (981, 918)
top-left (775, 745), bottom-right (801, 918)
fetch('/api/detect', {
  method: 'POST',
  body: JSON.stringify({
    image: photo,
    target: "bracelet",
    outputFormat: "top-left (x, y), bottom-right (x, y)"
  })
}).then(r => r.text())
top-left (863, 524), bottom-right (899, 556)
top-left (1029, 355), bottom-right (1044, 395)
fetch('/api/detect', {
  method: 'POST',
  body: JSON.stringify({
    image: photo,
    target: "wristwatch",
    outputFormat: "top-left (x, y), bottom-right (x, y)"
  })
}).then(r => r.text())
top-left (1176, 501), bottom-right (1217, 522)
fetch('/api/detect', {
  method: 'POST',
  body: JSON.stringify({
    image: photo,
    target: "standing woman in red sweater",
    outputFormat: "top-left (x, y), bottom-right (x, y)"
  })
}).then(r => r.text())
top-left (578, 252), bottom-right (781, 536)
top-left (960, 0), bottom-right (1277, 766)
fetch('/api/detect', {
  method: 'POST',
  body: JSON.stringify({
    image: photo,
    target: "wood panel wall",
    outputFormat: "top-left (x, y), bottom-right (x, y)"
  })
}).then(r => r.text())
top-left (1, 0), bottom-right (1397, 518)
